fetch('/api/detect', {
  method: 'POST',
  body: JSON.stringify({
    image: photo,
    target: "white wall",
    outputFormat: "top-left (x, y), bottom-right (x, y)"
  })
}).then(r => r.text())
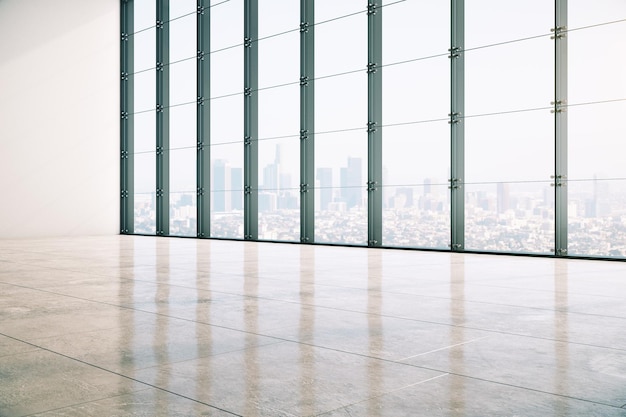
top-left (0, 0), bottom-right (119, 238)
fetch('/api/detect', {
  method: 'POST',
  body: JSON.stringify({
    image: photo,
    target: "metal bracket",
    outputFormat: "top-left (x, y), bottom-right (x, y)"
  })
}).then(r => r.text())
top-left (121, 150), bottom-right (129, 159)
top-left (121, 190), bottom-right (129, 198)
top-left (156, 104), bottom-right (164, 113)
top-left (197, 187), bottom-right (204, 196)
top-left (156, 188), bottom-right (164, 198)
top-left (448, 112), bottom-right (461, 124)
top-left (367, 3), bottom-right (377, 15)
top-left (448, 46), bottom-right (461, 59)
top-left (156, 146), bottom-right (163, 155)
top-left (555, 248), bottom-right (568, 255)
top-left (300, 76), bottom-right (309, 86)
top-left (367, 62), bottom-right (377, 74)
top-left (449, 243), bottom-right (462, 249)
top-left (300, 129), bottom-right (308, 140)
top-left (368, 239), bottom-right (378, 246)
top-left (156, 20), bottom-right (164, 29)
top-left (244, 87), bottom-right (251, 97)
top-left (197, 50), bottom-right (206, 61)
top-left (300, 22), bottom-right (309, 33)
top-left (244, 185), bottom-right (251, 195)
top-left (300, 237), bottom-right (310, 243)
top-left (367, 180), bottom-right (377, 192)
top-left (197, 141), bottom-right (204, 151)
top-left (448, 178), bottom-right (462, 190)
top-left (300, 183), bottom-right (309, 193)
top-left (121, 111), bottom-right (129, 120)
top-left (244, 37), bottom-right (251, 48)
top-left (197, 96), bottom-right (205, 106)
top-left (121, 33), bottom-right (129, 42)
top-left (367, 121), bottom-right (376, 133)
top-left (551, 100), bottom-right (566, 114)
top-left (244, 136), bottom-right (251, 145)
top-left (121, 72), bottom-right (129, 81)
top-left (197, 5), bottom-right (206, 15)
top-left (550, 175), bottom-right (567, 187)
top-left (550, 26), bottom-right (567, 40)
top-left (156, 62), bottom-right (164, 72)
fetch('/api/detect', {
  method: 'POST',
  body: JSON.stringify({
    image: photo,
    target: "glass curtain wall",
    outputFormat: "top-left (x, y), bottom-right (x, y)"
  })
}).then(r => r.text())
top-left (464, 0), bottom-right (555, 254)
top-left (125, 0), bottom-right (626, 259)
top-left (256, 0), bottom-right (300, 241)
top-left (381, 0), bottom-right (450, 248)
top-left (168, 1), bottom-right (197, 236)
top-left (568, 0), bottom-right (626, 257)
top-left (132, 0), bottom-right (157, 234)
top-left (210, 0), bottom-right (244, 238)
top-left (314, 1), bottom-right (368, 245)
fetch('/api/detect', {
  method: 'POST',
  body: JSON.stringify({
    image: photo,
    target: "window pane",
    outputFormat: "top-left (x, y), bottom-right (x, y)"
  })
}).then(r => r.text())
top-left (381, 0), bottom-right (450, 248)
top-left (257, 0), bottom-right (300, 242)
top-left (170, 148), bottom-right (196, 237)
top-left (134, 151), bottom-right (156, 234)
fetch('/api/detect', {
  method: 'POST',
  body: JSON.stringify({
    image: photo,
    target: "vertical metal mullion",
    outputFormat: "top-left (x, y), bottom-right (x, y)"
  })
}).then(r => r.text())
top-left (554, 0), bottom-right (568, 255)
top-left (156, 0), bottom-right (170, 236)
top-left (244, 0), bottom-right (258, 240)
top-left (450, 0), bottom-right (465, 251)
top-left (197, 1), bottom-right (210, 237)
top-left (367, 2), bottom-right (382, 247)
top-left (121, 0), bottom-right (134, 234)
top-left (300, 0), bottom-right (314, 243)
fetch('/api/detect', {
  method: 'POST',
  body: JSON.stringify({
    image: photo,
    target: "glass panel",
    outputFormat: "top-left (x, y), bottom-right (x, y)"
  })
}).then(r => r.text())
top-left (169, 59), bottom-right (196, 106)
top-left (170, 148), bottom-right (196, 237)
top-left (169, 103), bottom-right (196, 150)
top-left (569, 0), bottom-right (626, 29)
top-left (381, 1), bottom-right (450, 249)
top-left (257, 32), bottom-right (299, 91)
top-left (257, 1), bottom-right (300, 242)
top-left (465, 37), bottom-right (553, 117)
top-left (382, 184), bottom-right (450, 249)
top-left (465, 4), bottom-right (554, 254)
top-left (465, 181), bottom-right (555, 253)
top-left (133, 28), bottom-right (156, 73)
top-left (568, 21), bottom-right (626, 105)
top-left (465, 111), bottom-right (554, 253)
top-left (465, 0), bottom-right (552, 49)
top-left (169, 13), bottom-right (196, 63)
top-left (133, 0), bottom-right (156, 32)
top-left (211, 192), bottom-right (244, 238)
top-left (211, 143), bottom-right (243, 238)
top-left (315, 132), bottom-right (367, 245)
top-left (134, 151), bottom-right (156, 234)
top-left (568, 2), bottom-right (626, 257)
top-left (382, 122), bottom-right (450, 248)
top-left (169, 0), bottom-right (196, 20)
top-left (258, 139), bottom-right (300, 242)
top-left (133, 70), bottom-right (156, 113)
top-left (134, 110), bottom-right (155, 153)
top-left (258, 0), bottom-right (299, 39)
top-left (568, 103), bottom-right (626, 257)
top-left (568, 179), bottom-right (626, 257)
top-left (210, 0), bottom-right (243, 52)
top-left (315, 0), bottom-right (363, 23)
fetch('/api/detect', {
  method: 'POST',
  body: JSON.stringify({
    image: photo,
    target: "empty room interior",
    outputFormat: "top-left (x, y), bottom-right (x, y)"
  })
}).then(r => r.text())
top-left (1, 0), bottom-right (626, 416)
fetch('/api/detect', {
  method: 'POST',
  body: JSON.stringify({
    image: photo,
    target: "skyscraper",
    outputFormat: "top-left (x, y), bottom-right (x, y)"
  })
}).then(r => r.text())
top-left (213, 159), bottom-right (231, 212)
top-left (316, 167), bottom-right (333, 210)
top-left (340, 157), bottom-right (362, 209)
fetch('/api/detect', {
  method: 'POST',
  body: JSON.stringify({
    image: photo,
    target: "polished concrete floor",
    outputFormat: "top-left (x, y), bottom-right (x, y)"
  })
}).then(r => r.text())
top-left (1, 236), bottom-right (626, 416)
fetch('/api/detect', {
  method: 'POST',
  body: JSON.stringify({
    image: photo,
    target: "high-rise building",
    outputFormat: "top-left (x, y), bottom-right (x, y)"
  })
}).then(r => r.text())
top-left (213, 159), bottom-right (231, 212)
top-left (340, 157), bottom-right (362, 209)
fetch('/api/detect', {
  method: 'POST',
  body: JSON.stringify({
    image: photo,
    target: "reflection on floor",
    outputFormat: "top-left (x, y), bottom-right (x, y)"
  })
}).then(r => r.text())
top-left (1, 236), bottom-right (626, 416)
